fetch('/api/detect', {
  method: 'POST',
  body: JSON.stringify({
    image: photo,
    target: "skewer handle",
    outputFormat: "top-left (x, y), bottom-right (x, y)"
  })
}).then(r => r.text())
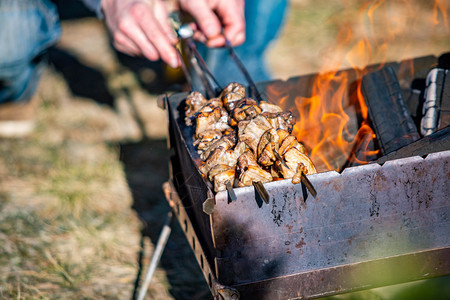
top-left (301, 173), bottom-right (317, 198)
top-left (252, 181), bottom-right (270, 204)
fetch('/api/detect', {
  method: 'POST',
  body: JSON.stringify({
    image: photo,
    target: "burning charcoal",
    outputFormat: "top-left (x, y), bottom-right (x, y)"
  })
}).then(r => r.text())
top-left (361, 66), bottom-right (420, 155)
top-left (260, 101), bottom-right (283, 113)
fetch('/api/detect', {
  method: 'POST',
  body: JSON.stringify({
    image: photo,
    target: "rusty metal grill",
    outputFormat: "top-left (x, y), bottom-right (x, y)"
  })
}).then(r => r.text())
top-left (162, 53), bottom-right (450, 299)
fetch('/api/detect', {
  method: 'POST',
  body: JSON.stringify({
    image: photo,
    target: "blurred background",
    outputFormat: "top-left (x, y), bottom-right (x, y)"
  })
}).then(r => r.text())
top-left (0, 0), bottom-right (448, 299)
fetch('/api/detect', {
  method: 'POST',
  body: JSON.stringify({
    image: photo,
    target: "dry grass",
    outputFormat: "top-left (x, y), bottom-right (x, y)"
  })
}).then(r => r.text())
top-left (0, 1), bottom-right (448, 299)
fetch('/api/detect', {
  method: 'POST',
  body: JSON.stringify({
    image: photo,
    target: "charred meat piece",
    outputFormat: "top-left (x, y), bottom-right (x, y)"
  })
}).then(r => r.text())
top-left (196, 107), bottom-right (221, 137)
top-left (276, 129), bottom-right (290, 143)
top-left (196, 107), bottom-right (231, 137)
top-left (208, 164), bottom-right (236, 192)
top-left (230, 98), bottom-right (262, 125)
top-left (284, 148), bottom-right (316, 174)
top-left (257, 129), bottom-right (279, 158)
top-left (200, 135), bottom-right (236, 161)
top-left (220, 82), bottom-right (246, 99)
top-left (260, 101), bottom-right (283, 113)
top-left (238, 165), bottom-right (273, 187)
top-left (199, 146), bottom-right (226, 176)
top-left (220, 82), bottom-right (246, 111)
top-left (199, 146), bottom-right (238, 176)
top-left (279, 135), bottom-right (306, 155)
top-left (239, 115), bottom-right (272, 155)
top-left (186, 91), bottom-right (207, 118)
top-left (257, 129), bottom-right (280, 167)
top-left (237, 150), bottom-right (259, 174)
top-left (237, 150), bottom-right (271, 187)
top-left (193, 130), bottom-right (222, 151)
top-left (234, 141), bottom-right (248, 158)
top-left (261, 111), bottom-right (296, 133)
top-left (277, 147), bottom-right (317, 183)
top-left (186, 97), bottom-right (224, 126)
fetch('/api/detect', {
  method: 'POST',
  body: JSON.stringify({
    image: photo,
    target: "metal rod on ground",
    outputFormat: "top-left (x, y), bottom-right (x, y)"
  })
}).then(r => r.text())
top-left (137, 212), bottom-right (174, 300)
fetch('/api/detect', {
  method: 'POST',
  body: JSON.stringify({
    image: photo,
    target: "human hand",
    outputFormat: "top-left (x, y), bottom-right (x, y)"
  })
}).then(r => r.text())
top-left (178, 0), bottom-right (245, 47)
top-left (101, 0), bottom-right (181, 68)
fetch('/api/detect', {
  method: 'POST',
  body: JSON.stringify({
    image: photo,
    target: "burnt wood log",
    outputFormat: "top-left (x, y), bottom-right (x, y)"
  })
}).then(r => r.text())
top-left (361, 66), bottom-right (420, 155)
top-left (376, 126), bottom-right (450, 164)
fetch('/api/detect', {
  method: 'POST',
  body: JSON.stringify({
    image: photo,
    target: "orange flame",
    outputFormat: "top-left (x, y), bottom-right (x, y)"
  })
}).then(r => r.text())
top-left (266, 0), bottom-right (447, 172)
top-left (433, 0), bottom-right (449, 30)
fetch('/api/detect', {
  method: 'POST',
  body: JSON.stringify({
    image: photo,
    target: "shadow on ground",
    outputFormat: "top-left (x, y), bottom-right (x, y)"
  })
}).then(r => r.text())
top-left (119, 139), bottom-right (212, 300)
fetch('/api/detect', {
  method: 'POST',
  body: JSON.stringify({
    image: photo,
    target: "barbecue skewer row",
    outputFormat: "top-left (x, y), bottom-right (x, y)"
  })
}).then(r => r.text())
top-left (186, 83), bottom-right (317, 198)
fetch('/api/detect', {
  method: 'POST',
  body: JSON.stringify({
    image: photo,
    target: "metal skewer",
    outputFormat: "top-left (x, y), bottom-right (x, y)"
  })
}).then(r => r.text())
top-left (224, 38), bottom-right (263, 102)
top-left (274, 150), bottom-right (290, 170)
top-left (252, 181), bottom-right (270, 204)
top-left (300, 172), bottom-right (317, 198)
top-left (225, 180), bottom-right (237, 203)
top-left (274, 150), bottom-right (317, 198)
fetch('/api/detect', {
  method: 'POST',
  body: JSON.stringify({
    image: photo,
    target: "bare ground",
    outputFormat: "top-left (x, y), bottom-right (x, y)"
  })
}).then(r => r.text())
top-left (0, 1), bottom-right (448, 299)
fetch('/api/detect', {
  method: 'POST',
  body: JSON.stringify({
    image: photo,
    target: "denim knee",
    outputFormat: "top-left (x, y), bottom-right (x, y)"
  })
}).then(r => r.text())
top-left (0, 0), bottom-right (61, 103)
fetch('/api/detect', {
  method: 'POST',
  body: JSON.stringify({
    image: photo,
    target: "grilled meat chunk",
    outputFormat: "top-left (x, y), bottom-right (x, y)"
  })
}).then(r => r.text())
top-left (199, 146), bottom-right (238, 176)
top-left (260, 101), bottom-right (283, 113)
top-left (208, 165), bottom-right (236, 192)
top-left (261, 111), bottom-right (296, 133)
top-left (196, 107), bottom-right (230, 137)
top-left (186, 92), bottom-right (207, 117)
top-left (234, 141), bottom-right (248, 158)
top-left (276, 129), bottom-right (290, 144)
top-left (194, 130), bottom-right (222, 150)
top-left (200, 135), bottom-right (236, 161)
top-left (220, 82), bottom-right (246, 111)
top-left (238, 165), bottom-right (273, 187)
top-left (279, 135), bottom-right (306, 155)
top-left (277, 147), bottom-right (317, 183)
top-left (239, 115), bottom-right (272, 155)
top-left (230, 98), bottom-right (261, 125)
top-left (237, 150), bottom-right (259, 174)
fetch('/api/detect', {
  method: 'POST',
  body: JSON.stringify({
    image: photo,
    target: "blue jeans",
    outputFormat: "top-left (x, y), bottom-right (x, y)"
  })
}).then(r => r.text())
top-left (196, 0), bottom-right (289, 88)
top-left (0, 0), bottom-right (61, 104)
